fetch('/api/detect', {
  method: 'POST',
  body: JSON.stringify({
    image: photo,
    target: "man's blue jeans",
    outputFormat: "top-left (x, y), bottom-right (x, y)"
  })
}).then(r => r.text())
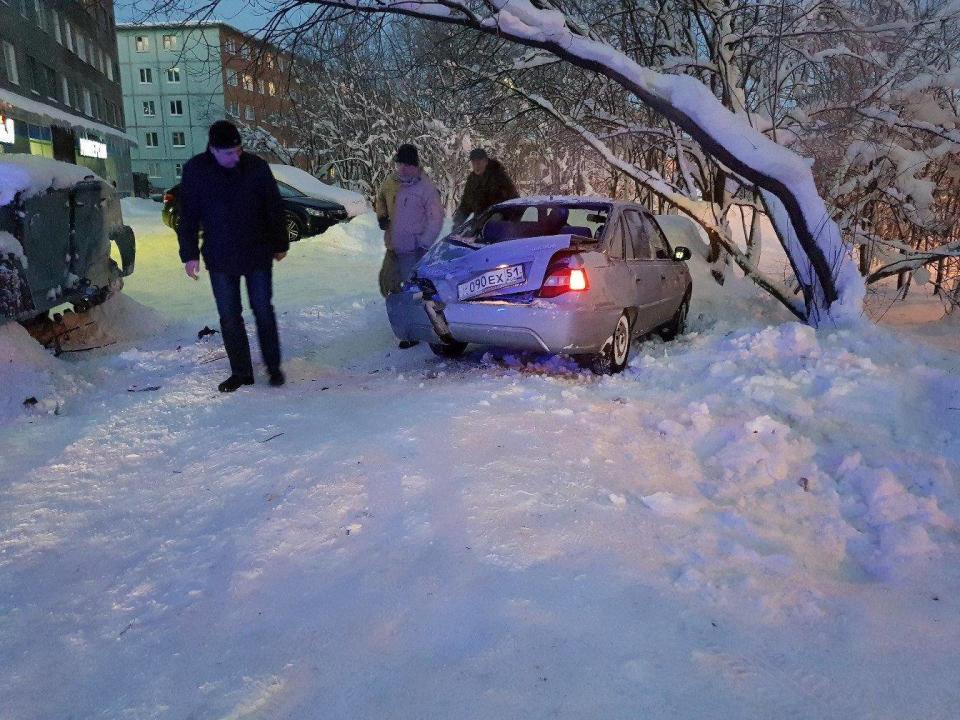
top-left (209, 270), bottom-right (281, 378)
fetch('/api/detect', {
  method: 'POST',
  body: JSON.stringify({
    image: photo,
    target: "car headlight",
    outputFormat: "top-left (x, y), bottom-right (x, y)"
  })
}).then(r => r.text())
top-left (304, 207), bottom-right (327, 218)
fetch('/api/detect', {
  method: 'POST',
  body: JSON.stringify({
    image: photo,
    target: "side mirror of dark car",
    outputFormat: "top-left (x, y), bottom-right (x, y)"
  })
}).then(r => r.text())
top-left (673, 246), bottom-right (691, 261)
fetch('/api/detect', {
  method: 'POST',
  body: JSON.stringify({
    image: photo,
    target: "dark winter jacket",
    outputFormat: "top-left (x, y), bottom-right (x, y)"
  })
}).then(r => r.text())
top-left (177, 151), bottom-right (288, 275)
top-left (453, 159), bottom-right (518, 224)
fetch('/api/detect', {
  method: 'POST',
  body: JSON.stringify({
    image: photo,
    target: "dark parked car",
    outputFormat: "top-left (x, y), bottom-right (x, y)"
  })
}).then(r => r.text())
top-left (1, 156), bottom-right (135, 323)
top-left (161, 180), bottom-right (349, 242)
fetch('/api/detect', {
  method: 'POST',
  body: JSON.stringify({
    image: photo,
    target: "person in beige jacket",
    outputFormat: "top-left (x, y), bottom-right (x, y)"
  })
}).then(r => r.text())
top-left (375, 145), bottom-right (443, 302)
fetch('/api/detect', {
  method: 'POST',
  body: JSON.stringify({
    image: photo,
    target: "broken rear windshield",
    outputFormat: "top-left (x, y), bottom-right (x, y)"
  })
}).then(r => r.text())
top-left (452, 203), bottom-right (611, 245)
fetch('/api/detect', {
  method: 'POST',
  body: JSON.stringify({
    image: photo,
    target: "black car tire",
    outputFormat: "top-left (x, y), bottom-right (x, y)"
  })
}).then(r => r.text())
top-left (660, 292), bottom-right (690, 341)
top-left (285, 211), bottom-right (303, 243)
top-left (429, 341), bottom-right (467, 359)
top-left (576, 311), bottom-right (632, 375)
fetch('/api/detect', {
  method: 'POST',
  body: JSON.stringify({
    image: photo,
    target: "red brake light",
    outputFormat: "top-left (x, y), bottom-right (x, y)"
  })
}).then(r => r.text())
top-left (539, 264), bottom-right (589, 298)
top-left (163, 192), bottom-right (174, 204)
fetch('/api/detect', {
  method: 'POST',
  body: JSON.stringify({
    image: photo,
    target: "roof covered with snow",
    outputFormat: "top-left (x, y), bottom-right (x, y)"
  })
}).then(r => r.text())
top-left (0, 89), bottom-right (138, 145)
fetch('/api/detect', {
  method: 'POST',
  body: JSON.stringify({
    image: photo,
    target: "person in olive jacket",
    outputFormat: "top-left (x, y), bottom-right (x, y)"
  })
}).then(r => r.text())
top-left (452, 148), bottom-right (519, 225)
top-left (177, 120), bottom-right (289, 393)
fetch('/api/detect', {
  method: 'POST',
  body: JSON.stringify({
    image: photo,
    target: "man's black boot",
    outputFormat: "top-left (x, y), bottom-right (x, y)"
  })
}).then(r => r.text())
top-left (218, 375), bottom-right (254, 393)
top-left (268, 369), bottom-right (286, 387)
top-left (398, 340), bottom-right (420, 349)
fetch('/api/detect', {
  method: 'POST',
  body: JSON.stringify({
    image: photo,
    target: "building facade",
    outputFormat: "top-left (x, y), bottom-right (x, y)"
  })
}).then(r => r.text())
top-left (0, 0), bottom-right (134, 193)
top-left (118, 23), bottom-right (297, 193)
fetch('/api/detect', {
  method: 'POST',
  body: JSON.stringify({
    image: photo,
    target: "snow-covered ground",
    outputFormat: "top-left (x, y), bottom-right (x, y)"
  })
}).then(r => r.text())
top-left (1, 199), bottom-right (958, 719)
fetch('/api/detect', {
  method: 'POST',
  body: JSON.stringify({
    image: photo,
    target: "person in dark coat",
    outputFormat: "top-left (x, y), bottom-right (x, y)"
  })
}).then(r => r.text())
top-left (452, 148), bottom-right (518, 225)
top-left (177, 120), bottom-right (289, 392)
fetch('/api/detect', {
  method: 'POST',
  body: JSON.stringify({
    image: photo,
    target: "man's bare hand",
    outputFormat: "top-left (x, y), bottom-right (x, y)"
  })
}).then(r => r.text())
top-left (274, 252), bottom-right (287, 261)
top-left (185, 260), bottom-right (200, 280)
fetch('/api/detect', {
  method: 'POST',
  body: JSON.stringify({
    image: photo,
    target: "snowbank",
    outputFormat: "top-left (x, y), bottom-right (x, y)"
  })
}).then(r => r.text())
top-left (269, 164), bottom-right (370, 217)
top-left (0, 154), bottom-right (102, 206)
top-left (0, 321), bottom-right (74, 422)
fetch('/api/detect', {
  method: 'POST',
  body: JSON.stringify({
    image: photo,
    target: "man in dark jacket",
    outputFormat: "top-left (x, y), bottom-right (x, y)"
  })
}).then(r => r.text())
top-left (452, 148), bottom-right (518, 225)
top-left (177, 120), bottom-right (289, 392)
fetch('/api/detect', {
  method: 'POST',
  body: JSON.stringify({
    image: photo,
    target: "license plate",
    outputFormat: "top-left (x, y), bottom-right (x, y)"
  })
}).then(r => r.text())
top-left (458, 263), bottom-right (526, 300)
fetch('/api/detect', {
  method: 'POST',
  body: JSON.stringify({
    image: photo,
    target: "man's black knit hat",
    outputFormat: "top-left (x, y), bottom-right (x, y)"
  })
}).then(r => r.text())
top-left (208, 120), bottom-right (242, 148)
top-left (468, 147), bottom-right (488, 161)
top-left (394, 144), bottom-right (419, 167)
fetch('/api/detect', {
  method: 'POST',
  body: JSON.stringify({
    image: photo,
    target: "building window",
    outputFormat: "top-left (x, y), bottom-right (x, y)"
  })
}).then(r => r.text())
top-left (106, 60), bottom-right (114, 81)
top-left (242, 74), bottom-right (253, 92)
top-left (162, 34), bottom-right (177, 50)
top-left (167, 67), bottom-right (180, 83)
top-left (136, 36), bottom-right (150, 52)
top-left (175, 162), bottom-right (183, 178)
top-left (139, 68), bottom-right (153, 83)
top-left (268, 81), bottom-right (276, 96)
top-left (33, 0), bottom-right (46, 31)
top-left (226, 69), bottom-right (237, 87)
top-left (223, 38), bottom-right (235, 54)
top-left (82, 87), bottom-right (91, 115)
top-left (142, 100), bottom-right (155, 116)
top-left (171, 131), bottom-right (185, 147)
top-left (228, 100), bottom-right (239, 117)
top-left (244, 105), bottom-right (254, 121)
top-left (43, 64), bottom-right (56, 101)
top-left (147, 162), bottom-right (161, 177)
top-left (61, 75), bottom-right (69, 105)
top-left (145, 132), bottom-right (158, 147)
top-left (51, 9), bottom-right (61, 43)
top-left (169, 99), bottom-right (183, 115)
top-left (75, 33), bottom-right (84, 60)
top-left (64, 21), bottom-right (73, 52)
top-left (257, 79), bottom-right (265, 94)
top-left (1, 41), bottom-right (17, 86)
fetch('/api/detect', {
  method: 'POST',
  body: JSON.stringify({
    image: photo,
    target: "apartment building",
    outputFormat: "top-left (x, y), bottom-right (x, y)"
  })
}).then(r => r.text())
top-left (0, 0), bottom-right (134, 192)
top-left (118, 22), bottom-right (296, 192)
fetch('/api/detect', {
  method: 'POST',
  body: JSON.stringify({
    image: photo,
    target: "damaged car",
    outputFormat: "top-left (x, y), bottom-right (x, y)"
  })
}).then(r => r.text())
top-left (386, 196), bottom-right (692, 373)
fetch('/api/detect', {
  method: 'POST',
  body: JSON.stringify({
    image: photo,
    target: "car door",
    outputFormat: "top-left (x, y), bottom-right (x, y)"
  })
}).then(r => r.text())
top-left (597, 213), bottom-right (638, 314)
top-left (621, 209), bottom-right (663, 333)
top-left (645, 213), bottom-right (687, 322)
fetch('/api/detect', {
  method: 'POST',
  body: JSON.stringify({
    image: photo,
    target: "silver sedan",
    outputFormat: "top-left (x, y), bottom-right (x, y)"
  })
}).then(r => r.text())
top-left (386, 197), bottom-right (693, 373)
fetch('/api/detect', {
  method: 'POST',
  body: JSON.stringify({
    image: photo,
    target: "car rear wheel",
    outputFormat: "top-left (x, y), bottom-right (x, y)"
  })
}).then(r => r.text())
top-left (576, 311), bottom-right (631, 374)
top-left (429, 341), bottom-right (467, 359)
top-left (285, 212), bottom-right (303, 243)
top-left (660, 293), bottom-right (690, 341)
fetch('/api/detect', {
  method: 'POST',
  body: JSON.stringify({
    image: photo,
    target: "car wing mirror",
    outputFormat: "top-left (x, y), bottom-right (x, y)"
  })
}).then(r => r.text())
top-left (673, 246), bottom-right (691, 261)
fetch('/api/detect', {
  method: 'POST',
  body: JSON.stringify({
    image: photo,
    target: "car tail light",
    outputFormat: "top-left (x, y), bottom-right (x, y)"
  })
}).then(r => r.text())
top-left (163, 192), bottom-right (174, 204)
top-left (538, 254), bottom-right (589, 298)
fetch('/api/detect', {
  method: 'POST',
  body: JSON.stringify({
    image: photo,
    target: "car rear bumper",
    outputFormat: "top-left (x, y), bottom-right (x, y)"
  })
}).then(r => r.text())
top-left (386, 289), bottom-right (620, 354)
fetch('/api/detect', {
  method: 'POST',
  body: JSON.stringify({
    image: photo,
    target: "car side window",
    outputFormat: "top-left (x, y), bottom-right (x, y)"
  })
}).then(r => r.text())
top-left (606, 219), bottom-right (625, 259)
top-left (623, 210), bottom-right (652, 260)
top-left (645, 215), bottom-right (672, 259)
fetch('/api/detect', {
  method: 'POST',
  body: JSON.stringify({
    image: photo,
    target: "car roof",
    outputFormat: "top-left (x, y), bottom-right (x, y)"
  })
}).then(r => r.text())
top-left (496, 195), bottom-right (618, 208)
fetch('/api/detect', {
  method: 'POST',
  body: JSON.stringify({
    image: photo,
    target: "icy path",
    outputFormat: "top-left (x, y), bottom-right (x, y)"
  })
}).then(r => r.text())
top-left (1, 207), bottom-right (959, 719)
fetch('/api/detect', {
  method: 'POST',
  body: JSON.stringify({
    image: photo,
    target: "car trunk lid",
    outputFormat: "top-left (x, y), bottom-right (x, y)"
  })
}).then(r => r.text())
top-left (417, 234), bottom-right (585, 303)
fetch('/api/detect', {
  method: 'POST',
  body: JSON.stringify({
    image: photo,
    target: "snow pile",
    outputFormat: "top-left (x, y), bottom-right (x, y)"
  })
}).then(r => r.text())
top-left (0, 322), bottom-right (78, 422)
top-left (0, 154), bottom-right (101, 206)
top-left (269, 164), bottom-right (370, 217)
top-left (304, 212), bottom-right (385, 254)
top-left (0, 200), bottom-right (958, 718)
top-left (0, 230), bottom-right (26, 266)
